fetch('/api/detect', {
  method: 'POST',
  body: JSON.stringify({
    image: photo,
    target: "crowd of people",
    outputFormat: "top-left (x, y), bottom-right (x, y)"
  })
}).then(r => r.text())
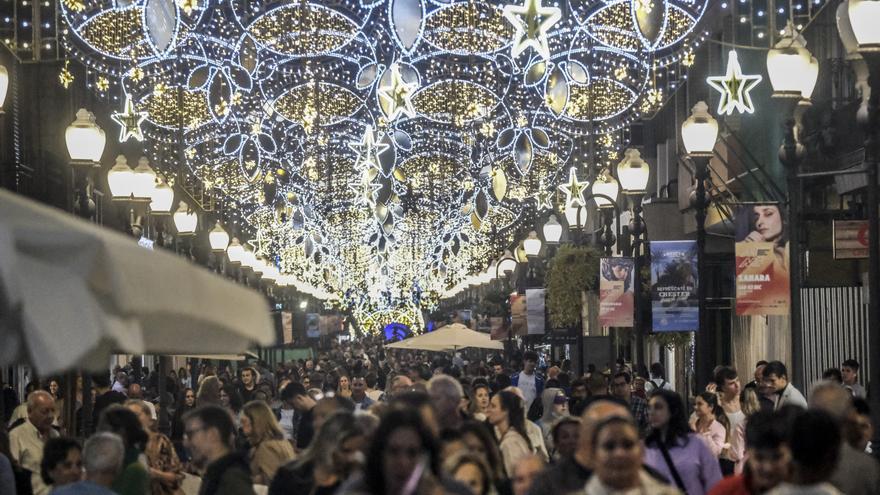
top-left (0, 335), bottom-right (877, 495)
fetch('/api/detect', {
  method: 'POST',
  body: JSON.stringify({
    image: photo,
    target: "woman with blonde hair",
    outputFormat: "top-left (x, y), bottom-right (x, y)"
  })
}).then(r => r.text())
top-left (125, 400), bottom-right (184, 495)
top-left (196, 375), bottom-right (221, 407)
top-left (240, 400), bottom-right (296, 485)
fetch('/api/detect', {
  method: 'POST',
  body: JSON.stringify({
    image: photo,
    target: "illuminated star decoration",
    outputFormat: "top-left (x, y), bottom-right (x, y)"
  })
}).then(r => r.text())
top-left (111, 93), bottom-right (147, 142)
top-left (502, 0), bottom-right (562, 61)
top-left (348, 177), bottom-right (382, 207)
top-left (378, 64), bottom-right (418, 121)
top-left (348, 126), bottom-right (390, 173)
top-left (533, 186), bottom-right (554, 210)
top-left (558, 167), bottom-right (589, 209)
top-left (248, 229), bottom-right (270, 257)
top-left (706, 50), bottom-right (762, 115)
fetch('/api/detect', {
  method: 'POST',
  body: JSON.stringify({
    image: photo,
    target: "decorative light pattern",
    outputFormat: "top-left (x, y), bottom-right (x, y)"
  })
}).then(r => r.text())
top-left (706, 50), bottom-right (762, 115)
top-left (111, 93), bottom-right (148, 142)
top-left (61, 0), bottom-right (707, 331)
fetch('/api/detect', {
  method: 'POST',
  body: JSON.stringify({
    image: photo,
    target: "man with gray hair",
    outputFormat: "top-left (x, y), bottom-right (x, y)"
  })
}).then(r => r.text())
top-left (427, 374), bottom-right (464, 431)
top-left (9, 390), bottom-right (58, 495)
top-left (809, 380), bottom-right (880, 495)
top-left (51, 432), bottom-right (123, 494)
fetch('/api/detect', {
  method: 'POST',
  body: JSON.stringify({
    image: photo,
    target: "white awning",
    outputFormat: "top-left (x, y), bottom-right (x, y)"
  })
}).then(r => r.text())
top-left (0, 189), bottom-right (274, 375)
top-left (385, 323), bottom-right (503, 352)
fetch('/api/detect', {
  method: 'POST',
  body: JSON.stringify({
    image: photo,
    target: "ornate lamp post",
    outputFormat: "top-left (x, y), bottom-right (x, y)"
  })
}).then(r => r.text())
top-left (65, 108), bottom-right (106, 220)
top-left (617, 148), bottom-right (650, 372)
top-left (592, 171), bottom-right (621, 256)
top-left (842, 0), bottom-right (880, 436)
top-left (766, 23), bottom-right (818, 390)
top-left (681, 101), bottom-right (719, 390)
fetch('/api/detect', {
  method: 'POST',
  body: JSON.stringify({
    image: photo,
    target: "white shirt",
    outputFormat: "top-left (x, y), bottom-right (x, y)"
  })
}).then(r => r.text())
top-left (279, 408), bottom-right (295, 440)
top-left (517, 371), bottom-right (537, 408)
top-left (9, 420), bottom-right (59, 495)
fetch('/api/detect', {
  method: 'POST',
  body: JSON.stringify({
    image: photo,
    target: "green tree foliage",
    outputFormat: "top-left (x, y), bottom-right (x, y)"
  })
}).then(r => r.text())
top-left (546, 245), bottom-right (601, 328)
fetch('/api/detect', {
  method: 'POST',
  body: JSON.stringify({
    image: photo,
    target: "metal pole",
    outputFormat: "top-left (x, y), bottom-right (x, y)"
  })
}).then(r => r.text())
top-left (629, 194), bottom-right (646, 373)
top-left (693, 156), bottom-right (712, 390)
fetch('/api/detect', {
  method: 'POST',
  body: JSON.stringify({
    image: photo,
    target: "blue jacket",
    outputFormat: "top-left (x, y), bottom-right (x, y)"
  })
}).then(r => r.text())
top-left (509, 371), bottom-right (545, 402)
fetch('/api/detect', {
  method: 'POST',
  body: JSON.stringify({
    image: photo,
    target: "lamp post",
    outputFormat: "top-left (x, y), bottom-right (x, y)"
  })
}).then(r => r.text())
top-left (65, 109), bottom-right (106, 220)
top-left (592, 172), bottom-right (621, 256)
top-left (681, 101), bottom-right (719, 391)
top-left (766, 22), bottom-right (818, 391)
top-left (617, 148), bottom-right (650, 373)
top-left (842, 0), bottom-right (880, 439)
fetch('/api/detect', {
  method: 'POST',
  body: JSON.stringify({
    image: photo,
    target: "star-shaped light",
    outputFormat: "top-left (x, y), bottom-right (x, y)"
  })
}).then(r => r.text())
top-left (706, 50), bottom-right (762, 116)
top-left (111, 93), bottom-right (147, 142)
top-left (533, 187), bottom-right (554, 210)
top-left (378, 64), bottom-right (418, 121)
top-left (347, 126), bottom-right (389, 173)
top-left (502, 0), bottom-right (562, 61)
top-left (558, 167), bottom-right (589, 209)
top-left (349, 178), bottom-right (381, 207)
top-left (248, 229), bottom-right (270, 257)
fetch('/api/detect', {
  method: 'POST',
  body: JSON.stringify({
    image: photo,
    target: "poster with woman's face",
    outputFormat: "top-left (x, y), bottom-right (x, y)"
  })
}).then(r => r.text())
top-left (599, 257), bottom-right (634, 328)
top-left (734, 204), bottom-right (790, 316)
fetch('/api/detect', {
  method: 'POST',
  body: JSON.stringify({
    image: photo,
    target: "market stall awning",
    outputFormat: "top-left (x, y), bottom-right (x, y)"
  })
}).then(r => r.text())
top-left (385, 323), bottom-right (503, 352)
top-left (0, 189), bottom-right (274, 375)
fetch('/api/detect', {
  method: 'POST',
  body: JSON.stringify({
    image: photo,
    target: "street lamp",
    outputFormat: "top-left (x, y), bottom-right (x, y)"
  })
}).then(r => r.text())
top-left (592, 172), bottom-right (621, 255)
top-left (617, 148), bottom-right (650, 373)
top-left (173, 201), bottom-right (198, 235)
top-left (208, 221), bottom-right (230, 252)
top-left (497, 249), bottom-right (518, 277)
top-left (543, 215), bottom-right (563, 244)
top-left (523, 231), bottom-right (542, 257)
top-left (149, 179), bottom-right (174, 215)
top-left (65, 108), bottom-right (107, 219)
top-left (227, 237), bottom-right (245, 264)
top-left (564, 205), bottom-right (587, 231)
top-left (131, 157), bottom-right (158, 200)
top-left (681, 101), bottom-right (719, 390)
top-left (107, 155), bottom-right (137, 201)
top-left (767, 23), bottom-right (817, 392)
top-left (843, 0), bottom-right (880, 441)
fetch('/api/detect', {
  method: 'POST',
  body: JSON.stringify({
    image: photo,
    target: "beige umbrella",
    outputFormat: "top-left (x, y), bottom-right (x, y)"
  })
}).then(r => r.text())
top-left (0, 189), bottom-right (274, 375)
top-left (386, 322), bottom-right (503, 352)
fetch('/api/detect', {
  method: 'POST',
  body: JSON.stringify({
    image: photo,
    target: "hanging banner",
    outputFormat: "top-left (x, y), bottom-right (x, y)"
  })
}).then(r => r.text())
top-left (526, 288), bottom-right (546, 335)
top-left (281, 311), bottom-right (293, 344)
top-left (599, 257), bottom-right (635, 327)
top-left (833, 220), bottom-right (869, 259)
top-left (489, 316), bottom-right (507, 340)
top-left (650, 240), bottom-right (699, 332)
top-left (510, 293), bottom-right (528, 337)
top-left (305, 313), bottom-right (320, 338)
top-left (735, 204), bottom-right (790, 315)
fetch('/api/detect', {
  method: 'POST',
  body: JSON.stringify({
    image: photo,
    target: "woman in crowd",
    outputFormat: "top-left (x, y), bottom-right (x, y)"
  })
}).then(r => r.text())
top-left (550, 416), bottom-right (580, 462)
top-left (644, 389), bottom-right (722, 495)
top-left (170, 388), bottom-right (196, 461)
top-left (444, 452), bottom-right (492, 495)
top-left (40, 437), bottom-right (83, 490)
top-left (97, 405), bottom-right (150, 495)
top-left (240, 400), bottom-right (296, 485)
top-left (337, 375), bottom-right (352, 399)
top-left (178, 367), bottom-right (191, 389)
top-left (536, 388), bottom-right (568, 453)
top-left (471, 383), bottom-right (491, 422)
top-left (487, 390), bottom-right (532, 478)
top-left (219, 383), bottom-right (244, 427)
top-left (196, 375), bottom-right (221, 407)
top-left (269, 411), bottom-right (368, 495)
top-left (46, 379), bottom-right (60, 400)
top-left (585, 415), bottom-right (681, 495)
top-left (459, 421), bottom-right (509, 495)
top-left (125, 400), bottom-right (184, 495)
top-left (691, 392), bottom-right (730, 459)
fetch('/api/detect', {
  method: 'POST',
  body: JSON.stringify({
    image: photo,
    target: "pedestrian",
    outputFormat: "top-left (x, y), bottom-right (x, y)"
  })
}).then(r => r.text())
top-left (9, 390), bottom-right (59, 495)
top-left (269, 411), bottom-right (368, 495)
top-left (39, 437), bottom-right (82, 491)
top-left (195, 376), bottom-right (221, 408)
top-left (279, 382), bottom-right (316, 452)
top-left (510, 454), bottom-right (544, 495)
top-left (536, 388), bottom-right (568, 453)
top-left (765, 410), bottom-right (842, 495)
top-left (50, 433), bottom-right (124, 495)
top-left (841, 359), bottom-right (866, 398)
top-left (471, 383), bottom-right (491, 422)
top-left (691, 392), bottom-right (730, 461)
top-left (170, 388), bottom-right (195, 462)
top-left (0, 430), bottom-right (17, 495)
top-left (350, 375), bottom-right (374, 412)
top-left (645, 363), bottom-right (674, 394)
top-left (510, 351), bottom-right (543, 413)
top-left (239, 400), bottom-right (295, 485)
top-left (761, 362), bottom-right (806, 410)
top-left (182, 405), bottom-right (255, 495)
top-left (459, 421), bottom-right (509, 495)
top-left (337, 375), bottom-right (352, 399)
top-left (643, 389), bottom-right (722, 495)
top-left (427, 375), bottom-right (466, 432)
top-left (239, 367), bottom-right (259, 404)
top-left (712, 366), bottom-right (746, 474)
top-left (91, 373), bottom-right (126, 430)
top-left (218, 384), bottom-right (243, 428)
top-left (609, 372), bottom-right (649, 436)
top-left (487, 390), bottom-right (533, 478)
top-left (444, 452), bottom-right (492, 495)
top-left (550, 416), bottom-right (580, 462)
top-left (125, 400), bottom-right (184, 495)
top-left (96, 405), bottom-right (149, 495)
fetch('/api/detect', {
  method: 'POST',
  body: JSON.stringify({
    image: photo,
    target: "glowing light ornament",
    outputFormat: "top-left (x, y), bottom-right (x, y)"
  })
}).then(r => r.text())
top-left (348, 126), bottom-right (389, 173)
top-left (502, 0), bottom-right (562, 61)
top-left (558, 167), bottom-right (589, 209)
top-left (111, 94), bottom-right (147, 142)
top-left (706, 50), bottom-right (762, 115)
top-left (378, 64), bottom-right (417, 121)
top-left (247, 229), bottom-right (270, 258)
top-left (533, 187), bottom-right (554, 210)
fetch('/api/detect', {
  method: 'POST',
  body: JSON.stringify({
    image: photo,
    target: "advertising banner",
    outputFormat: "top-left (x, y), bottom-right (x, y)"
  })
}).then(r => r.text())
top-left (833, 220), bottom-right (869, 259)
top-left (489, 316), bottom-right (507, 340)
top-left (281, 311), bottom-right (293, 344)
top-left (305, 313), bottom-right (320, 339)
top-left (599, 257), bottom-right (634, 327)
top-left (650, 241), bottom-right (699, 332)
top-left (734, 204), bottom-right (790, 315)
top-left (510, 293), bottom-right (528, 337)
top-left (525, 288), bottom-right (546, 335)
top-left (319, 314), bottom-right (344, 335)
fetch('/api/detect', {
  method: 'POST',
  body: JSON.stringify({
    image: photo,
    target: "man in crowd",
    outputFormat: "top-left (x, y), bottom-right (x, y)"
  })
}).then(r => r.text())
top-left (364, 372), bottom-right (383, 402)
top-left (92, 372), bottom-right (126, 428)
top-left (841, 359), bottom-right (866, 398)
top-left (382, 374), bottom-right (413, 401)
top-left (762, 361), bottom-right (807, 410)
top-left (512, 454), bottom-right (545, 495)
top-left (9, 390), bottom-right (58, 495)
top-left (427, 374), bottom-right (464, 432)
top-left (51, 432), bottom-right (124, 495)
top-left (350, 375), bottom-right (375, 412)
top-left (569, 378), bottom-right (588, 415)
top-left (239, 366), bottom-right (258, 403)
top-left (280, 381), bottom-right (317, 451)
top-left (184, 405), bottom-right (255, 495)
top-left (510, 350), bottom-right (543, 411)
top-left (809, 381), bottom-right (880, 495)
top-left (610, 372), bottom-right (649, 435)
top-left (709, 410), bottom-right (792, 494)
top-left (127, 383), bottom-right (156, 421)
